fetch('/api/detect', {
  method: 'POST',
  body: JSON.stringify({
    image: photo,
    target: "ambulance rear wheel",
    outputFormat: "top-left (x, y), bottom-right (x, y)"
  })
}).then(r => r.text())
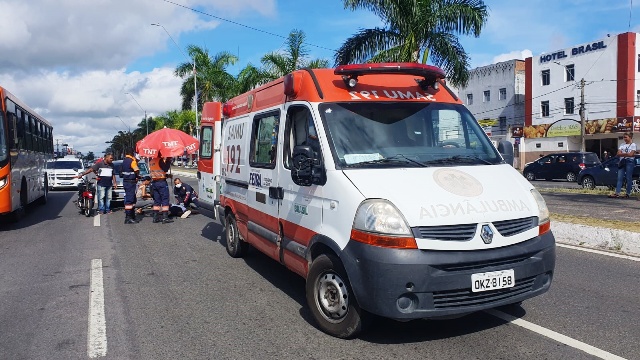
top-left (306, 254), bottom-right (367, 339)
top-left (225, 214), bottom-right (247, 258)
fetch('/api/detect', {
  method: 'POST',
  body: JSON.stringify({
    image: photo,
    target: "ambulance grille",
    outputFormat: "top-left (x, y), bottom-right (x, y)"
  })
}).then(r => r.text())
top-left (432, 276), bottom-right (536, 309)
top-left (493, 217), bottom-right (537, 237)
top-left (412, 224), bottom-right (477, 241)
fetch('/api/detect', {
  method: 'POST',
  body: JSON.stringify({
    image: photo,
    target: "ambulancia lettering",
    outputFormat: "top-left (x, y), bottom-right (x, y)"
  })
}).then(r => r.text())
top-left (419, 199), bottom-right (531, 219)
top-left (349, 90), bottom-right (436, 101)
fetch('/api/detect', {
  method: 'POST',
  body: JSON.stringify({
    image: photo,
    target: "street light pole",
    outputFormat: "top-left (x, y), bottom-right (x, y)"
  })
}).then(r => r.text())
top-left (151, 22), bottom-right (199, 139)
top-left (116, 116), bottom-right (133, 148)
top-left (553, 61), bottom-right (586, 152)
top-left (125, 92), bottom-right (148, 135)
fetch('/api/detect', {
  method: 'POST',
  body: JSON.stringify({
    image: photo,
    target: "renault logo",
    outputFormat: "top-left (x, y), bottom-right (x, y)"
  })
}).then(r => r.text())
top-left (481, 225), bottom-right (493, 244)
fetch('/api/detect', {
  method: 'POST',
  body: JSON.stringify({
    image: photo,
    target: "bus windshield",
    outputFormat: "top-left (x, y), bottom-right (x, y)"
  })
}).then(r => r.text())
top-left (0, 112), bottom-right (7, 163)
top-left (318, 102), bottom-right (502, 169)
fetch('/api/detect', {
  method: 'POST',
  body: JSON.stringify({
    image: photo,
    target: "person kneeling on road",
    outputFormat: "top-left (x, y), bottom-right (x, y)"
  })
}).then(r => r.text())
top-left (149, 152), bottom-right (173, 224)
top-left (121, 148), bottom-right (140, 224)
top-left (173, 178), bottom-right (198, 209)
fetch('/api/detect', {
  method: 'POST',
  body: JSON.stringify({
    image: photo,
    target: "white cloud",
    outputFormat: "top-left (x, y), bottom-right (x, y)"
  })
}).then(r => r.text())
top-left (0, 67), bottom-right (183, 154)
top-left (492, 49), bottom-right (533, 64)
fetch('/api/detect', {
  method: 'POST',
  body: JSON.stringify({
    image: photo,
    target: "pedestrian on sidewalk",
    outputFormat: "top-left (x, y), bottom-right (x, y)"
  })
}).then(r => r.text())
top-left (609, 132), bottom-right (636, 198)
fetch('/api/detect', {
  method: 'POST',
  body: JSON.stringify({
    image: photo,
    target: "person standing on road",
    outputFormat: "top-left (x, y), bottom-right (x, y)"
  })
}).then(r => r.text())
top-left (149, 151), bottom-right (173, 223)
top-left (76, 153), bottom-right (116, 214)
top-left (609, 132), bottom-right (636, 198)
top-left (121, 148), bottom-right (140, 224)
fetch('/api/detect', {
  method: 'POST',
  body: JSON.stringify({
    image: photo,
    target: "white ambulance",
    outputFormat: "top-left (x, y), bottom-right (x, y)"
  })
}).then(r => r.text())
top-left (197, 63), bottom-right (555, 338)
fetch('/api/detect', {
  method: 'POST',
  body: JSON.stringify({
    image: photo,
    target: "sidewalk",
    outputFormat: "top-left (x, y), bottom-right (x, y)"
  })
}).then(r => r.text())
top-left (170, 167), bottom-right (197, 179)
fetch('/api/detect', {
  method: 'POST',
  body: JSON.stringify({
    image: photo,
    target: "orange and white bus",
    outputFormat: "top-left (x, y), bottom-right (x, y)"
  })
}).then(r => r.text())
top-left (0, 86), bottom-right (53, 220)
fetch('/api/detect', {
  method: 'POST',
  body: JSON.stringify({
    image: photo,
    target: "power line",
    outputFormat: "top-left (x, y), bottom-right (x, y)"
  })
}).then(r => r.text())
top-left (162, 0), bottom-right (338, 53)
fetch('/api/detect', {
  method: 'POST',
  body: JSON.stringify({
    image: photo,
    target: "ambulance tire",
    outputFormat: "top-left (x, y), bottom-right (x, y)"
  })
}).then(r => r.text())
top-left (306, 253), bottom-right (368, 339)
top-left (225, 214), bottom-right (248, 258)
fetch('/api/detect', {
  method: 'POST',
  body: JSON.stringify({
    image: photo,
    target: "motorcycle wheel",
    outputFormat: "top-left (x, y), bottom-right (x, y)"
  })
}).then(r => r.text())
top-left (84, 198), bottom-right (94, 217)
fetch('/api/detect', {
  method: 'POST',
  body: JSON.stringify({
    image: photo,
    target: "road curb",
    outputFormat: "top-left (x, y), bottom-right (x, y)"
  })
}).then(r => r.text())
top-left (170, 170), bottom-right (197, 179)
top-left (552, 221), bottom-right (640, 257)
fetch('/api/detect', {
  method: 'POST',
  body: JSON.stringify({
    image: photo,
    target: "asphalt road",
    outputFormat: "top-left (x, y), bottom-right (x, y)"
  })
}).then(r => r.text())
top-left (1, 179), bottom-right (639, 359)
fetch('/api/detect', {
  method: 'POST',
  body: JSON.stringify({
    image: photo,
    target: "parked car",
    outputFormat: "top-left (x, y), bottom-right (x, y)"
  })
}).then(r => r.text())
top-left (111, 160), bottom-right (151, 202)
top-left (523, 152), bottom-right (601, 182)
top-left (577, 155), bottom-right (640, 193)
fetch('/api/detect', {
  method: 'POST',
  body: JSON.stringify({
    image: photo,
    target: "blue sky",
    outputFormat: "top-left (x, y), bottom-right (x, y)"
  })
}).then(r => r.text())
top-left (0, 0), bottom-right (638, 154)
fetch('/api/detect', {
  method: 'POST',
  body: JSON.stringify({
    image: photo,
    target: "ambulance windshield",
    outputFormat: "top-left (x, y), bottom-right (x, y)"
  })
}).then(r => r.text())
top-left (319, 102), bottom-right (503, 168)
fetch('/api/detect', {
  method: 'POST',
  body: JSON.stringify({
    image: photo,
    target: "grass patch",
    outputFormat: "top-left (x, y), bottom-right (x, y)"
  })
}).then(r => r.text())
top-left (551, 212), bottom-right (640, 233)
top-left (538, 187), bottom-right (613, 196)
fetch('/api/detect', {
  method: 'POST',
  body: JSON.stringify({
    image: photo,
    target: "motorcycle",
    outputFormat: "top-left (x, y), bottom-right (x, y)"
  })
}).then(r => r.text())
top-left (76, 176), bottom-right (96, 217)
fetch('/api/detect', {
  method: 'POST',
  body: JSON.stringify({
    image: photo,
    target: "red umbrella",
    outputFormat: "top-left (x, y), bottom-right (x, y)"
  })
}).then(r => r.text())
top-left (136, 127), bottom-right (199, 158)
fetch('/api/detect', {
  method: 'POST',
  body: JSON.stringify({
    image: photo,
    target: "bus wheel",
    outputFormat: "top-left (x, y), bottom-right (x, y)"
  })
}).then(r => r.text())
top-left (37, 179), bottom-right (48, 205)
top-left (306, 254), bottom-right (368, 339)
top-left (225, 214), bottom-right (248, 258)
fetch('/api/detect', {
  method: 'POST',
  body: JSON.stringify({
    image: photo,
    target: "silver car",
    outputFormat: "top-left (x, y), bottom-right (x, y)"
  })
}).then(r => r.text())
top-left (111, 160), bottom-right (150, 202)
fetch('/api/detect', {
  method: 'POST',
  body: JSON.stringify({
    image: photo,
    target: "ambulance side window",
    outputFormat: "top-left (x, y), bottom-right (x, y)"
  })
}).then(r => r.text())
top-left (249, 111), bottom-right (280, 168)
top-left (284, 105), bottom-right (321, 169)
top-left (200, 126), bottom-right (213, 159)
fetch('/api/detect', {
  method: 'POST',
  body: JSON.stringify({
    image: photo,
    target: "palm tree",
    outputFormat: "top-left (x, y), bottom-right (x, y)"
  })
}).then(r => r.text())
top-left (175, 46), bottom-right (239, 109)
top-left (261, 29), bottom-right (329, 81)
top-left (335, 0), bottom-right (488, 87)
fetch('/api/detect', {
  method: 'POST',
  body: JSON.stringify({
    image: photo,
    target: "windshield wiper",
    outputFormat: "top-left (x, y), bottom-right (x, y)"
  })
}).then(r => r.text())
top-left (346, 154), bottom-right (427, 168)
top-left (423, 155), bottom-right (494, 165)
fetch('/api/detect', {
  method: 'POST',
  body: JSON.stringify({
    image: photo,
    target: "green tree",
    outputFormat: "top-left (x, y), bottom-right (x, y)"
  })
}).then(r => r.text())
top-left (261, 29), bottom-right (329, 81)
top-left (84, 151), bottom-right (95, 161)
top-left (335, 0), bottom-right (488, 87)
top-left (153, 110), bottom-right (197, 136)
top-left (175, 46), bottom-right (239, 108)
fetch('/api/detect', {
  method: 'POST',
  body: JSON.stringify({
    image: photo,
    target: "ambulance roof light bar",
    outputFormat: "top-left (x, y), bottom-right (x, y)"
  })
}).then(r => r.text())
top-left (334, 62), bottom-right (446, 90)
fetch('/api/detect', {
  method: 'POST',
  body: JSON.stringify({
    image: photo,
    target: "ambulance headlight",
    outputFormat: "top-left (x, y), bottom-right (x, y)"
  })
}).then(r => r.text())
top-left (531, 189), bottom-right (550, 224)
top-left (353, 199), bottom-right (411, 235)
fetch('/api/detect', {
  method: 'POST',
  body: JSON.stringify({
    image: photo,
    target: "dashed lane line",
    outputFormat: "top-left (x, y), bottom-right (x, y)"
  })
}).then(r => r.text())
top-left (93, 214), bottom-right (100, 227)
top-left (557, 243), bottom-right (640, 262)
top-left (88, 259), bottom-right (107, 358)
top-left (486, 309), bottom-right (626, 360)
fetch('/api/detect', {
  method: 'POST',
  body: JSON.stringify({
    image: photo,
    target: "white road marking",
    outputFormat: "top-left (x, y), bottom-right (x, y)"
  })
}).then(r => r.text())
top-left (88, 259), bottom-right (107, 358)
top-left (486, 309), bottom-right (627, 360)
top-left (93, 214), bottom-right (100, 227)
top-left (557, 243), bottom-right (640, 262)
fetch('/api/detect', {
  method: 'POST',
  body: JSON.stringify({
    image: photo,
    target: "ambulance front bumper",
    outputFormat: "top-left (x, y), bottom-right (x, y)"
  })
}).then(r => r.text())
top-left (340, 231), bottom-right (555, 320)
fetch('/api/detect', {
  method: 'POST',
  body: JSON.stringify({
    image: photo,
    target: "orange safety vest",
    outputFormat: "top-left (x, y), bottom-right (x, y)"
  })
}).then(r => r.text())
top-left (149, 158), bottom-right (167, 180)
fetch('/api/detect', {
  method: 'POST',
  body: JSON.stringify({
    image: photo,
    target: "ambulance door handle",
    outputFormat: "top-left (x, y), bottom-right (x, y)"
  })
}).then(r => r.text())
top-left (269, 186), bottom-right (284, 200)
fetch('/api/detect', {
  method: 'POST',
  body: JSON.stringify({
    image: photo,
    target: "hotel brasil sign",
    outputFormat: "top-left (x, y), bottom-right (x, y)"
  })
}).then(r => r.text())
top-left (539, 41), bottom-right (607, 64)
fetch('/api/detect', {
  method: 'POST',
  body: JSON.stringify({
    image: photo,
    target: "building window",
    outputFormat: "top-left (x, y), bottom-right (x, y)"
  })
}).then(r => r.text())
top-left (541, 101), bottom-right (550, 117)
top-left (565, 64), bottom-right (575, 81)
top-left (541, 69), bottom-right (550, 86)
top-left (499, 88), bottom-right (507, 100)
top-left (467, 93), bottom-right (473, 105)
top-left (564, 97), bottom-right (575, 114)
top-left (499, 116), bottom-right (507, 130)
top-left (483, 90), bottom-right (490, 102)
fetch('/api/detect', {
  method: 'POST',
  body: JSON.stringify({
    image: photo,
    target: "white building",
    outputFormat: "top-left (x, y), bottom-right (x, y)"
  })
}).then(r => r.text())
top-left (457, 60), bottom-right (526, 137)
top-left (521, 32), bottom-right (640, 165)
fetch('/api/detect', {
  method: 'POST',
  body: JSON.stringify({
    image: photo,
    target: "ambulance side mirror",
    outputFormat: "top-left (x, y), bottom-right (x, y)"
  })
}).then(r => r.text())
top-left (291, 145), bottom-right (326, 186)
top-left (498, 140), bottom-right (514, 167)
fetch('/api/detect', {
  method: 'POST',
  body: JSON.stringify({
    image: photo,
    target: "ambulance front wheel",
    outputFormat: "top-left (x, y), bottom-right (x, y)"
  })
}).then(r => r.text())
top-left (306, 254), bottom-right (368, 339)
top-left (225, 214), bottom-right (248, 258)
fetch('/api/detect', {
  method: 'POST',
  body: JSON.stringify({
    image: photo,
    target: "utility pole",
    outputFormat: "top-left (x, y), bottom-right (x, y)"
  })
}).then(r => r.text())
top-left (579, 78), bottom-right (586, 152)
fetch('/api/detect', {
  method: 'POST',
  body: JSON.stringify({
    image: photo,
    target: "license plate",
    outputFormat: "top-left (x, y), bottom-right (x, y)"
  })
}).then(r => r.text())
top-left (61, 182), bottom-right (72, 185)
top-left (471, 269), bottom-right (515, 292)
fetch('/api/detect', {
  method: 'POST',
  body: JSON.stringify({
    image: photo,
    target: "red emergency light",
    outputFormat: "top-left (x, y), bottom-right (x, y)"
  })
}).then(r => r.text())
top-left (222, 103), bottom-right (233, 117)
top-left (334, 63), bottom-right (446, 90)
